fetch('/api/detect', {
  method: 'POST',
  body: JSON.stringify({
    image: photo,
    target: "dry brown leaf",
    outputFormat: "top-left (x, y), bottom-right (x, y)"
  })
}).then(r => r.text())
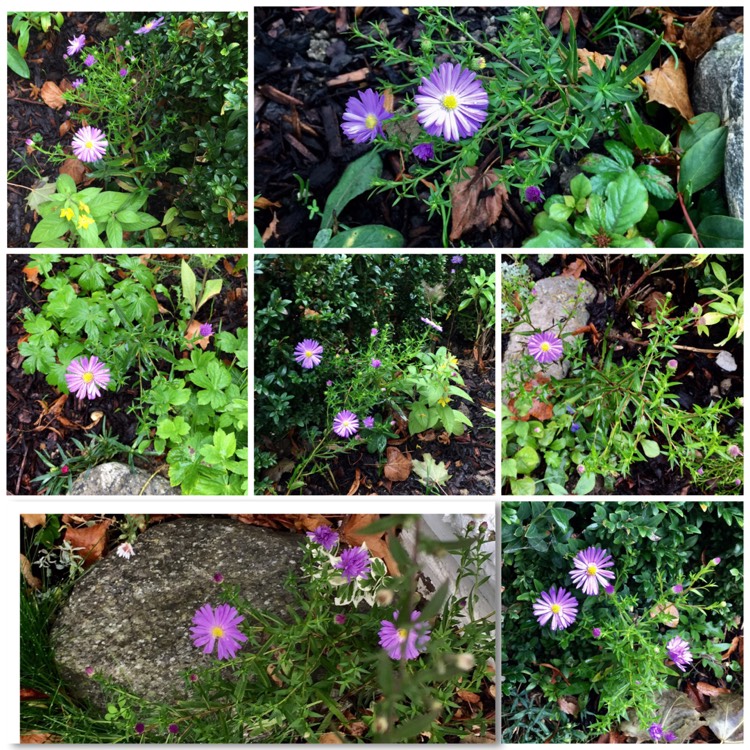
top-left (20, 554), bottom-right (42, 590)
top-left (150, 289), bottom-right (169, 314)
top-left (59, 120), bottom-right (74, 137)
top-left (578, 48), bottom-right (613, 76)
top-left (558, 695), bottom-right (580, 717)
top-left (686, 680), bottom-right (709, 712)
top-left (63, 518), bottom-right (112, 567)
top-left (261, 211), bottom-right (279, 243)
top-left (722, 635), bottom-right (741, 661)
top-left (327, 68), bottom-right (369, 86)
top-left (21, 513), bottom-right (46, 528)
top-left (254, 196), bottom-right (281, 209)
top-left (384, 447), bottom-right (412, 482)
top-left (21, 687), bottom-right (49, 700)
top-left (562, 258), bottom-right (587, 279)
top-left (339, 514), bottom-right (401, 576)
top-left (449, 168), bottom-right (507, 241)
top-left (266, 663), bottom-right (284, 687)
top-left (59, 157), bottom-right (87, 185)
top-left (40, 81), bottom-right (66, 109)
top-left (457, 690), bottom-right (481, 704)
top-left (695, 681), bottom-right (732, 697)
top-left (730, 17), bottom-right (743, 33)
top-left (319, 732), bottom-right (345, 743)
top-left (649, 601), bottom-right (679, 628)
top-left (643, 57), bottom-right (695, 121)
top-left (347, 468), bottom-right (362, 496)
top-left (682, 8), bottom-right (723, 61)
top-left (559, 7), bottom-right (580, 33)
top-left (183, 319), bottom-right (210, 350)
top-left (21, 734), bottom-right (60, 744)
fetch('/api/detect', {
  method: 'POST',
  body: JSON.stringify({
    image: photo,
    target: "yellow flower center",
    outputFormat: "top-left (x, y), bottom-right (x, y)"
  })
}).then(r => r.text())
top-left (82, 372), bottom-right (94, 383)
top-left (305, 350), bottom-right (313, 358)
top-left (441, 93), bottom-right (458, 110)
top-left (84, 140), bottom-right (93, 149)
top-left (146, 21), bottom-right (154, 29)
top-left (397, 628), bottom-right (408, 640)
top-left (587, 564), bottom-right (598, 576)
top-left (551, 604), bottom-right (561, 614)
top-left (211, 626), bottom-right (225, 638)
top-left (342, 420), bottom-right (350, 429)
top-left (364, 114), bottom-right (378, 130)
top-left (540, 342), bottom-right (551, 352)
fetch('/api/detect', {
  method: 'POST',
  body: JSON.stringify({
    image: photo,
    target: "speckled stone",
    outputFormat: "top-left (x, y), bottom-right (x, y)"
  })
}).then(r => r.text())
top-left (69, 462), bottom-right (180, 496)
top-left (51, 518), bottom-right (303, 711)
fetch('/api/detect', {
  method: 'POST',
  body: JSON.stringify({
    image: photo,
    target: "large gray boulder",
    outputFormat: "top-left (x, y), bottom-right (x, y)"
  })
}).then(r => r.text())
top-left (51, 517), bottom-right (304, 710)
top-left (693, 34), bottom-right (744, 219)
top-left (70, 462), bottom-right (180, 496)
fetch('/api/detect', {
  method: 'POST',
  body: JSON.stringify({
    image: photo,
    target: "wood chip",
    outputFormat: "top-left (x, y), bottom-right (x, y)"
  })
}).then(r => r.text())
top-left (284, 133), bottom-right (315, 161)
top-left (257, 84), bottom-right (303, 107)
top-left (327, 68), bottom-right (369, 87)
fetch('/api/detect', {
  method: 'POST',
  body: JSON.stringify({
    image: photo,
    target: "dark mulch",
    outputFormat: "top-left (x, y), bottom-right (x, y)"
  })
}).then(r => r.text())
top-left (503, 253), bottom-right (743, 496)
top-left (7, 254), bottom-right (248, 495)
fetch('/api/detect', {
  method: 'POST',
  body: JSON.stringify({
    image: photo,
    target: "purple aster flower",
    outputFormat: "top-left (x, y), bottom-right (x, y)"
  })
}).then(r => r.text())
top-left (67, 34), bottom-right (86, 56)
top-left (412, 143), bottom-right (434, 161)
top-left (667, 359), bottom-right (678, 369)
top-left (190, 603), bottom-right (248, 660)
top-left (119, 68), bottom-right (128, 77)
top-left (213, 572), bottom-right (224, 583)
top-left (525, 186), bottom-right (544, 203)
top-left (533, 585), bottom-right (578, 630)
top-left (333, 410), bottom-right (359, 438)
top-left (334, 546), bottom-right (371, 582)
top-left (527, 331), bottom-right (564, 364)
top-left (116, 542), bottom-right (135, 559)
top-left (199, 323), bottom-right (213, 337)
top-left (666, 635), bottom-right (693, 672)
top-left (420, 316), bottom-right (443, 332)
top-left (306, 525), bottom-right (339, 551)
top-left (571, 422), bottom-right (581, 432)
top-left (363, 416), bottom-right (375, 429)
top-left (71, 125), bottom-right (108, 162)
top-left (168, 724), bottom-right (179, 734)
top-left (371, 358), bottom-right (382, 368)
top-left (728, 445), bottom-right (743, 458)
top-left (604, 584), bottom-right (614, 595)
top-left (371, 328), bottom-right (379, 336)
top-left (293, 338), bottom-right (323, 369)
top-left (65, 355), bottom-right (111, 399)
top-left (341, 88), bottom-right (393, 143)
top-left (72, 78), bottom-right (84, 89)
top-left (570, 546), bottom-right (616, 596)
top-left (379, 610), bottom-right (431, 660)
top-left (84, 54), bottom-right (96, 67)
top-left (451, 255), bottom-right (464, 264)
top-left (672, 584), bottom-right (684, 594)
top-left (135, 16), bottom-right (165, 35)
top-left (414, 62), bottom-right (488, 141)
top-left (649, 723), bottom-right (664, 742)
top-left (592, 627), bottom-right (601, 638)
top-left (664, 731), bottom-right (677, 742)
top-left (135, 723), bottom-right (145, 735)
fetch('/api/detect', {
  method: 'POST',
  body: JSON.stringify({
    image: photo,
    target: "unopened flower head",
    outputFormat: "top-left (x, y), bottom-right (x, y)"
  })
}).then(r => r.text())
top-left (334, 613), bottom-right (346, 625)
top-left (525, 186), bottom-right (544, 203)
top-left (378, 610), bottom-right (431, 660)
top-left (649, 724), bottom-right (664, 742)
top-left (334, 545), bottom-right (371, 582)
top-left (371, 358), bottom-right (382, 368)
top-left (306, 525), bottom-right (339, 551)
top-left (65, 355), bottom-right (110, 399)
top-left (341, 88), bottom-right (393, 143)
top-left (71, 125), bottom-right (108, 162)
top-left (333, 409), bottom-right (359, 438)
top-left (119, 68), bottom-right (128, 77)
top-left (293, 338), bottom-right (323, 369)
top-left (168, 724), bottom-right (179, 734)
top-left (84, 53), bottom-right (96, 67)
top-left (420, 316), bottom-right (443, 332)
top-left (666, 635), bottom-right (693, 672)
top-left (116, 542), bottom-right (135, 559)
top-left (199, 323), bottom-right (213, 337)
top-left (728, 444), bottom-right (743, 458)
top-left (363, 416), bottom-right (375, 429)
top-left (190, 603), bottom-right (247, 660)
top-left (570, 546), bottom-right (615, 596)
top-left (415, 62), bottom-right (488, 142)
top-left (371, 327), bottom-right (379, 336)
top-left (533, 585), bottom-right (578, 630)
top-left (72, 78), bottom-right (84, 89)
top-left (135, 16), bottom-right (165, 35)
top-left (213, 572), bottom-right (224, 583)
top-left (412, 143), bottom-right (434, 161)
top-left (135, 723), bottom-right (145, 735)
top-left (527, 331), bottom-right (563, 364)
top-left (67, 34), bottom-right (86, 56)
top-left (667, 358), bottom-right (678, 369)
top-left (592, 627), bottom-right (601, 638)
top-left (672, 584), bottom-right (684, 594)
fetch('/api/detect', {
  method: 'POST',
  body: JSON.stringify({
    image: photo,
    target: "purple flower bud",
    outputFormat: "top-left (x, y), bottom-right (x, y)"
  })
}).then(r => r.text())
top-left (334, 614), bottom-right (346, 625)
top-left (571, 422), bottom-right (581, 433)
top-left (577, 464), bottom-right (585, 474)
top-left (604, 584), bottom-right (614, 595)
top-left (213, 572), bottom-right (224, 583)
top-left (525, 186), bottom-right (544, 203)
top-left (672, 584), bottom-right (683, 594)
top-left (592, 627), bottom-right (601, 638)
top-left (667, 359), bottom-right (678, 369)
top-left (713, 557), bottom-right (721, 565)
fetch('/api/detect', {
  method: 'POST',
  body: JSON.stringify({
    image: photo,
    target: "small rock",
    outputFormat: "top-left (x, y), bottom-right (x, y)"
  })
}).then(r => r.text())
top-left (716, 350), bottom-right (737, 372)
top-left (70, 462), bottom-right (179, 496)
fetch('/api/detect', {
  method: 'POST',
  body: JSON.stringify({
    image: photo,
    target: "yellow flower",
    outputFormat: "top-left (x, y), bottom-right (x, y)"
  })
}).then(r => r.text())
top-left (78, 200), bottom-right (90, 214)
top-left (76, 214), bottom-right (94, 230)
top-left (448, 356), bottom-right (458, 367)
top-left (60, 207), bottom-right (74, 221)
top-left (437, 396), bottom-right (451, 407)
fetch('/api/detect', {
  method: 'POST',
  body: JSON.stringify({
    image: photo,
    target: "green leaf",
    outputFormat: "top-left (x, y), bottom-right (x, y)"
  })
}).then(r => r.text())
top-left (579, 152), bottom-right (624, 177)
top-left (7, 41), bottom-right (30, 78)
top-left (570, 173), bottom-right (592, 201)
top-left (408, 401), bottom-right (431, 435)
top-left (523, 230), bottom-right (580, 248)
top-left (620, 35), bottom-right (661, 84)
top-left (324, 224), bottom-right (404, 248)
top-left (89, 191), bottom-right (130, 220)
top-left (679, 112), bottom-right (720, 152)
top-left (605, 140), bottom-right (634, 169)
top-left (635, 164), bottom-right (677, 201)
top-left (162, 206), bottom-right (179, 225)
top-left (604, 169), bottom-right (649, 234)
top-left (115, 210), bottom-right (160, 232)
top-left (546, 482), bottom-right (569, 495)
top-left (642, 439), bottom-right (661, 458)
top-left (550, 507), bottom-right (575, 529)
top-left (698, 216), bottom-right (744, 249)
top-left (181, 260), bottom-right (197, 310)
top-left (105, 217), bottom-right (123, 248)
top-left (662, 232), bottom-right (699, 248)
top-left (197, 278), bottom-right (223, 311)
top-left (502, 459), bottom-right (517, 479)
top-left (156, 416), bottom-right (191, 442)
top-left (55, 174), bottom-right (77, 196)
top-left (510, 477), bottom-right (536, 495)
top-left (514, 445), bottom-right (540, 474)
top-left (30, 217), bottom-right (69, 244)
top-left (321, 151), bottom-right (382, 230)
top-left (573, 471), bottom-right (596, 495)
top-left (549, 203), bottom-right (574, 223)
top-left (678, 127), bottom-right (728, 195)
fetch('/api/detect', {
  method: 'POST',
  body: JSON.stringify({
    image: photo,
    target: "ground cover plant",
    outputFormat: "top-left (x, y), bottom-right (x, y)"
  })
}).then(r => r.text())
top-left (8, 11), bottom-right (248, 248)
top-left (8, 254), bottom-right (248, 495)
top-left (21, 513), bottom-right (496, 743)
top-left (254, 253), bottom-right (495, 494)
top-left (501, 253), bottom-right (743, 495)
top-left (254, 7), bottom-right (742, 248)
top-left (501, 500), bottom-right (743, 743)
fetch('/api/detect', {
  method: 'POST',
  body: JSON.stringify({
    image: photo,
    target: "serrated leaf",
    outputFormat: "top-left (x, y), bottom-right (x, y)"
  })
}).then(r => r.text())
top-left (25, 178), bottom-right (57, 212)
top-left (412, 453), bottom-right (451, 487)
top-left (604, 169), bottom-right (649, 235)
top-left (635, 164), bottom-right (677, 201)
